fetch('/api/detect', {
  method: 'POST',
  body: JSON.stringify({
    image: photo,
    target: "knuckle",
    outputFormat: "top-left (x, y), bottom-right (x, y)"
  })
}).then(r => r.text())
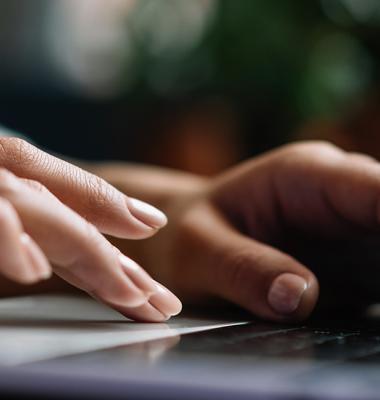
top-left (306, 141), bottom-right (341, 157)
top-left (87, 174), bottom-right (116, 205)
top-left (0, 197), bottom-right (16, 223)
top-left (0, 167), bottom-right (13, 181)
top-left (285, 140), bottom-right (340, 158)
top-left (0, 137), bottom-right (38, 169)
top-left (280, 141), bottom-right (343, 168)
top-left (0, 168), bottom-right (19, 195)
top-left (347, 152), bottom-right (377, 164)
top-left (21, 178), bottom-right (48, 194)
top-left (83, 174), bottom-right (118, 224)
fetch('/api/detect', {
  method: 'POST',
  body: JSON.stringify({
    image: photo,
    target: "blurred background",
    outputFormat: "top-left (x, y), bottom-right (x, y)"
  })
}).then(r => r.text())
top-left (0, 0), bottom-right (379, 175)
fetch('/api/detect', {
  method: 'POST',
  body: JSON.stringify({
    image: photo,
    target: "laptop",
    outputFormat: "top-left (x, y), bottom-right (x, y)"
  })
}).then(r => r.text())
top-left (0, 295), bottom-right (379, 400)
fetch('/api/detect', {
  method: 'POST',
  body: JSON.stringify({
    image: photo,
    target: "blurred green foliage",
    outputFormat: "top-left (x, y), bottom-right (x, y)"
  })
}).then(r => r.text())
top-left (125, 0), bottom-right (380, 124)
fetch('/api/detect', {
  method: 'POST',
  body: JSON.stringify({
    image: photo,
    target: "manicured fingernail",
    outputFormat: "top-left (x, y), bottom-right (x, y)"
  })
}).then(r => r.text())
top-left (118, 253), bottom-right (157, 295)
top-left (149, 281), bottom-right (182, 318)
top-left (144, 302), bottom-right (169, 322)
top-left (20, 233), bottom-right (52, 281)
top-left (128, 198), bottom-right (168, 229)
top-left (113, 301), bottom-right (169, 322)
top-left (267, 273), bottom-right (307, 315)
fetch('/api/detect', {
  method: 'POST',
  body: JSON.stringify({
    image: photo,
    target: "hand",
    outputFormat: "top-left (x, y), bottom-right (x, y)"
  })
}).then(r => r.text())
top-left (105, 141), bottom-right (380, 322)
top-left (0, 137), bottom-right (181, 321)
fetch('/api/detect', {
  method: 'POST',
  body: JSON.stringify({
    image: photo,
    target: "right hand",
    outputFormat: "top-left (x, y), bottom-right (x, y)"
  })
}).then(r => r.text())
top-left (113, 141), bottom-right (380, 323)
top-left (0, 137), bottom-right (181, 321)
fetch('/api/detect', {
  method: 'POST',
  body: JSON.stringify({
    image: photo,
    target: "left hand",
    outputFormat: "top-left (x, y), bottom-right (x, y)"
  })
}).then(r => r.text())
top-left (0, 137), bottom-right (182, 321)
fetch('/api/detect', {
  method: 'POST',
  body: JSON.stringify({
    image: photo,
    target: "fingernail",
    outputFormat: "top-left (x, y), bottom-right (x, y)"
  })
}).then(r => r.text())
top-left (118, 253), bottom-right (157, 295)
top-left (149, 281), bottom-right (182, 318)
top-left (128, 198), bottom-right (168, 229)
top-left (113, 301), bottom-right (169, 322)
top-left (143, 302), bottom-right (169, 322)
top-left (267, 273), bottom-right (307, 315)
top-left (20, 233), bottom-right (52, 281)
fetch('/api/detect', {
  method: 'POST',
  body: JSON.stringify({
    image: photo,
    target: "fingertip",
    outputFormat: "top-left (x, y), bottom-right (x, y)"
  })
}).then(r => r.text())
top-left (149, 281), bottom-right (183, 318)
top-left (267, 273), bottom-right (307, 315)
top-left (267, 271), bottom-right (319, 322)
top-left (290, 272), bottom-right (320, 321)
top-left (104, 276), bottom-right (182, 322)
top-left (107, 197), bottom-right (167, 240)
top-left (127, 198), bottom-right (168, 230)
top-left (118, 252), bottom-right (183, 319)
top-left (213, 239), bottom-right (320, 323)
top-left (111, 301), bottom-right (169, 322)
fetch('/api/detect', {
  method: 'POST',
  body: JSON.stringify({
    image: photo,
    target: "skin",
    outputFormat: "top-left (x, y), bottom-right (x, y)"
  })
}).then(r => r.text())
top-left (90, 141), bottom-right (380, 322)
top-left (0, 137), bottom-right (181, 322)
top-left (1, 138), bottom-right (380, 322)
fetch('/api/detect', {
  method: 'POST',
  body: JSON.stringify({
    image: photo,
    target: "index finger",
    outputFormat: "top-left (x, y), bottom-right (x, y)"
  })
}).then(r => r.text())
top-left (0, 172), bottom-right (181, 320)
top-left (0, 137), bottom-right (167, 238)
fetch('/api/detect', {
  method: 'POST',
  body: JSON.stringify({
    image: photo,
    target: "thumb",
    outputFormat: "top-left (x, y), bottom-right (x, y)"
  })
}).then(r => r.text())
top-left (184, 204), bottom-right (319, 322)
top-left (0, 137), bottom-right (167, 239)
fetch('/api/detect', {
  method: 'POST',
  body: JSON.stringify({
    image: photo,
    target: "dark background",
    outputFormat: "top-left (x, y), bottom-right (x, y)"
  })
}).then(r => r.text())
top-left (0, 0), bottom-right (379, 174)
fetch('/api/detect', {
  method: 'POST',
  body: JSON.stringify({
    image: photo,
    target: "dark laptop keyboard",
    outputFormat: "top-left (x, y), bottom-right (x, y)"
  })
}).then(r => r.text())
top-left (169, 322), bottom-right (380, 362)
top-left (19, 318), bottom-right (380, 400)
top-left (46, 318), bottom-right (380, 363)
